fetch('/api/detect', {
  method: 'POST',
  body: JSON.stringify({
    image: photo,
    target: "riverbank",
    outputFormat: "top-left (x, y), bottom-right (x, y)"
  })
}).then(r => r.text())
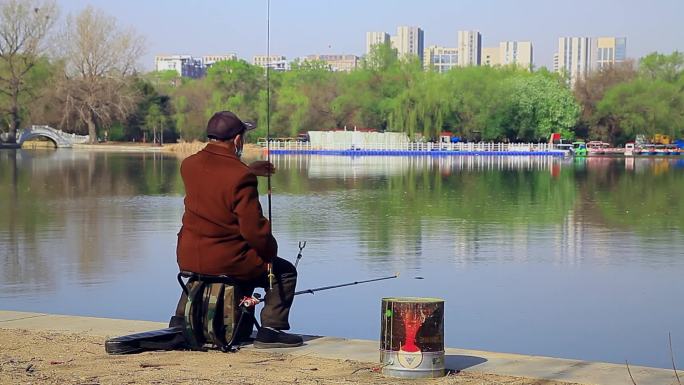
top-left (0, 311), bottom-right (679, 385)
top-left (0, 329), bottom-right (547, 385)
top-left (70, 141), bottom-right (264, 159)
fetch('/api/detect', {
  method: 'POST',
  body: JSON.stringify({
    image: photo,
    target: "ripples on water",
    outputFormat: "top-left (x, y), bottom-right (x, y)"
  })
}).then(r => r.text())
top-left (1, 149), bottom-right (683, 368)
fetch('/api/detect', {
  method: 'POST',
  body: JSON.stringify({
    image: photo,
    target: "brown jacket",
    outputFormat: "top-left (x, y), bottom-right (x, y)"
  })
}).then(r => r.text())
top-left (176, 142), bottom-right (277, 280)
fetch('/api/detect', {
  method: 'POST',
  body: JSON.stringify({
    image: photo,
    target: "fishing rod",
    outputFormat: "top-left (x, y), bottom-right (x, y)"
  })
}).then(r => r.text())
top-left (265, 0), bottom-right (272, 225)
top-left (294, 273), bottom-right (400, 296)
top-left (239, 273), bottom-right (400, 308)
top-left (265, 0), bottom-right (274, 290)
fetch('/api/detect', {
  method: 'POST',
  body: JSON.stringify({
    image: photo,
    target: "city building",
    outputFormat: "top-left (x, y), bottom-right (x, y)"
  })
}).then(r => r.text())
top-left (366, 32), bottom-right (390, 55)
top-left (499, 41), bottom-right (533, 70)
top-left (482, 47), bottom-right (500, 66)
top-left (555, 37), bottom-right (592, 86)
top-left (592, 37), bottom-right (627, 70)
top-left (253, 55), bottom-right (289, 71)
top-left (154, 55), bottom-right (205, 78)
top-left (392, 26), bottom-right (424, 62)
top-left (555, 36), bottom-right (626, 85)
top-left (553, 53), bottom-right (559, 73)
top-left (457, 30), bottom-right (481, 66)
top-left (305, 54), bottom-right (359, 72)
top-left (202, 54), bottom-right (237, 66)
top-left (423, 45), bottom-right (458, 73)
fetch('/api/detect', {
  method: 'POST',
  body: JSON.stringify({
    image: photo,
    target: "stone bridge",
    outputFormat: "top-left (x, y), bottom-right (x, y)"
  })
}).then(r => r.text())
top-left (17, 125), bottom-right (90, 148)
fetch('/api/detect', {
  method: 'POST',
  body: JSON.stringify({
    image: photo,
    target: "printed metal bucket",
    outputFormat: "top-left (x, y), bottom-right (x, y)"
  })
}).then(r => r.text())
top-left (380, 297), bottom-right (445, 378)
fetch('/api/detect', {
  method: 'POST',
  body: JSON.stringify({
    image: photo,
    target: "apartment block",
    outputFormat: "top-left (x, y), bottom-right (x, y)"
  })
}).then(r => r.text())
top-left (555, 36), bottom-right (627, 85)
top-left (457, 30), bottom-right (481, 66)
top-left (154, 55), bottom-right (205, 78)
top-left (203, 54), bottom-right (238, 66)
top-left (555, 37), bottom-right (592, 85)
top-left (482, 47), bottom-right (500, 66)
top-left (253, 55), bottom-right (289, 71)
top-left (423, 45), bottom-right (459, 73)
top-left (305, 54), bottom-right (359, 72)
top-left (592, 37), bottom-right (627, 70)
top-left (366, 32), bottom-right (390, 55)
top-left (393, 26), bottom-right (425, 62)
top-left (499, 41), bottom-right (533, 70)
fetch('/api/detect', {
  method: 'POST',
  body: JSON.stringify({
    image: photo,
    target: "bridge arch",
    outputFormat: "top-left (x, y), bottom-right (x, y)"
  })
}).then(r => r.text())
top-left (16, 126), bottom-right (89, 148)
top-left (18, 131), bottom-right (60, 147)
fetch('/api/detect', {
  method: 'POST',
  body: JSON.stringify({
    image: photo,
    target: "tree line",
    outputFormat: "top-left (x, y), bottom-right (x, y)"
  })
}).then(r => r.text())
top-left (1, 0), bottom-right (683, 145)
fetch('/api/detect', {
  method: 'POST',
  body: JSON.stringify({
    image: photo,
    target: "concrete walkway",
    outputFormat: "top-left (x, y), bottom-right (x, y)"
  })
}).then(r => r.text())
top-left (0, 310), bottom-right (679, 385)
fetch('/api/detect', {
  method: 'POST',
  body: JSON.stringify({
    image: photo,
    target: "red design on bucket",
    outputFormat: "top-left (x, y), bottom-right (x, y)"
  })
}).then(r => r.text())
top-left (399, 307), bottom-right (435, 353)
top-left (401, 311), bottom-right (421, 352)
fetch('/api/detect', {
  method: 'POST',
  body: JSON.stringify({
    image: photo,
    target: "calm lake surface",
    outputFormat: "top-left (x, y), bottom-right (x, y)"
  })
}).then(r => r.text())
top-left (1, 149), bottom-right (684, 368)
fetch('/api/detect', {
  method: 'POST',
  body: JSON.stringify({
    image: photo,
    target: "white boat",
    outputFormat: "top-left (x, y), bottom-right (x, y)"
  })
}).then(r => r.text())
top-left (624, 142), bottom-right (635, 156)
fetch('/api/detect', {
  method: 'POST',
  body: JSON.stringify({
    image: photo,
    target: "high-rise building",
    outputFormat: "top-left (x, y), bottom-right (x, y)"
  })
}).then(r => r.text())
top-left (155, 55), bottom-right (205, 78)
top-left (253, 55), bottom-right (288, 71)
top-left (457, 30), bottom-right (481, 66)
top-left (393, 26), bottom-right (424, 62)
top-left (423, 46), bottom-right (458, 73)
top-left (499, 41), bottom-right (533, 70)
top-left (366, 32), bottom-right (390, 55)
top-left (482, 47), bottom-right (500, 66)
top-left (305, 54), bottom-right (359, 72)
top-left (592, 37), bottom-right (627, 70)
top-left (555, 36), bottom-right (626, 85)
top-left (553, 53), bottom-right (559, 73)
top-left (555, 37), bottom-right (592, 86)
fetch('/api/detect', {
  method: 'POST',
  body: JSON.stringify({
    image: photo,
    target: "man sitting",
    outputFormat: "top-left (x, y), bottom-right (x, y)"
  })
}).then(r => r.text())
top-left (173, 111), bottom-right (302, 348)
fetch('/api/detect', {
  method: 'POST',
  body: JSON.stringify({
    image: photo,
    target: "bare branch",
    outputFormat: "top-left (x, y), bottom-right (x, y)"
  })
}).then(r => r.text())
top-left (55, 5), bottom-right (145, 142)
top-left (0, 0), bottom-right (57, 141)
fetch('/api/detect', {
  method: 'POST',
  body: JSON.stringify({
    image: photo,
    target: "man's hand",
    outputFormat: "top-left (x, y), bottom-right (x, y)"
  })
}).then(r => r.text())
top-left (248, 161), bottom-right (276, 177)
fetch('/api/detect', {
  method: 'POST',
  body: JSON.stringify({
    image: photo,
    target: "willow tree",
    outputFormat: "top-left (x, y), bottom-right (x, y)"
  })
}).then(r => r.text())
top-left (58, 6), bottom-right (144, 143)
top-left (0, 0), bottom-right (57, 143)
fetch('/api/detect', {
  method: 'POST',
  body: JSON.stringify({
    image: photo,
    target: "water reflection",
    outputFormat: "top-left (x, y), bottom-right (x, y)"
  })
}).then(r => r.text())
top-left (0, 150), bottom-right (183, 295)
top-left (1, 150), bottom-right (683, 368)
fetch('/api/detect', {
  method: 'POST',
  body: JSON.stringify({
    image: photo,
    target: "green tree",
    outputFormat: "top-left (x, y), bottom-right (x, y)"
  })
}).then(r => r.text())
top-left (639, 52), bottom-right (684, 82)
top-left (271, 60), bottom-right (340, 137)
top-left (573, 61), bottom-right (637, 141)
top-left (144, 104), bottom-right (166, 145)
top-left (505, 70), bottom-right (580, 140)
top-left (596, 78), bottom-right (684, 141)
top-left (206, 60), bottom-right (264, 128)
top-left (125, 77), bottom-right (175, 142)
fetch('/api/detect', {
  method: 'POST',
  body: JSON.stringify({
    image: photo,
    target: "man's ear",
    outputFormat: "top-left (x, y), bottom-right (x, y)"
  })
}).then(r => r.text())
top-left (233, 134), bottom-right (242, 145)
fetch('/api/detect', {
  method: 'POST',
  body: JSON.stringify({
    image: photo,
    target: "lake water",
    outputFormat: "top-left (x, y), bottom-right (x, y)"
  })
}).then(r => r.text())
top-left (1, 149), bottom-right (683, 369)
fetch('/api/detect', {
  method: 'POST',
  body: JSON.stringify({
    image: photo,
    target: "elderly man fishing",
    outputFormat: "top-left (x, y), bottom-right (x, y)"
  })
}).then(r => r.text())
top-left (172, 111), bottom-right (303, 348)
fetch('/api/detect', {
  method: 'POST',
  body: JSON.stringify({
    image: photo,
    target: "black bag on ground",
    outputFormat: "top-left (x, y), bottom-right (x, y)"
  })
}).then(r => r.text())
top-left (104, 272), bottom-right (256, 355)
top-left (105, 327), bottom-right (186, 354)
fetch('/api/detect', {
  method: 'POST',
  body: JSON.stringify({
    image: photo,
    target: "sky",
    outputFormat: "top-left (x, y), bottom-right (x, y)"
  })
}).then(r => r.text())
top-left (57, 0), bottom-right (684, 71)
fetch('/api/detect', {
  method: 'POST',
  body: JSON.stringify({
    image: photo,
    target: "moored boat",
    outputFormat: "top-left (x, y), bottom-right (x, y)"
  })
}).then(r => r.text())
top-left (624, 142), bottom-right (635, 156)
top-left (572, 141), bottom-right (587, 156)
top-left (587, 141), bottom-right (610, 155)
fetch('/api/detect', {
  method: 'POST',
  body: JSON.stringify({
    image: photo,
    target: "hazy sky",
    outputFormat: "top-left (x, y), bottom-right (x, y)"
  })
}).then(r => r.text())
top-left (58, 0), bottom-right (684, 70)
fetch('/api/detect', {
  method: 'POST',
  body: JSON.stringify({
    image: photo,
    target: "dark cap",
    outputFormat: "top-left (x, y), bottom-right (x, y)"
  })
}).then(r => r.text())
top-left (206, 111), bottom-right (256, 140)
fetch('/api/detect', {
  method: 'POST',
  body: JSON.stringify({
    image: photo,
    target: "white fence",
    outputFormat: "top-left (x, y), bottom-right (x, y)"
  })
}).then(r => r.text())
top-left (259, 140), bottom-right (555, 152)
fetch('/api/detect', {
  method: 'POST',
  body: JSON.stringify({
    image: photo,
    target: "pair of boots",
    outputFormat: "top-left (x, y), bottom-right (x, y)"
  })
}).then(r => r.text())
top-left (168, 316), bottom-right (303, 348)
